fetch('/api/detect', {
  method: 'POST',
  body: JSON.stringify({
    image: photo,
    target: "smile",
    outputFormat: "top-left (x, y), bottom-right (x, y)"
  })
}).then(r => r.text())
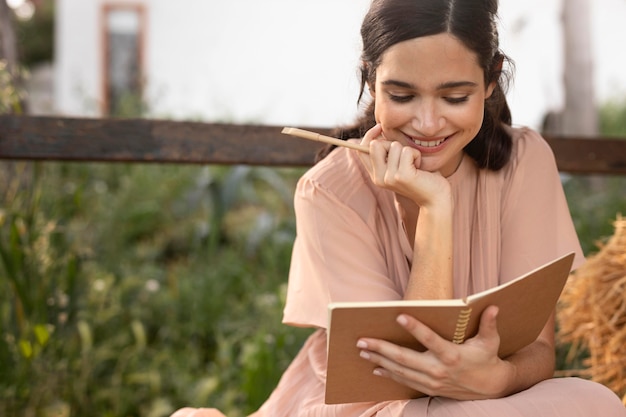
top-left (412, 137), bottom-right (447, 147)
top-left (404, 133), bottom-right (450, 149)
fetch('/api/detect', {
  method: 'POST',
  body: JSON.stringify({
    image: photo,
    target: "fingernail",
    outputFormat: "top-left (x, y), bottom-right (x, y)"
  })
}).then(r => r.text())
top-left (356, 340), bottom-right (368, 349)
top-left (396, 315), bottom-right (408, 326)
top-left (359, 350), bottom-right (370, 360)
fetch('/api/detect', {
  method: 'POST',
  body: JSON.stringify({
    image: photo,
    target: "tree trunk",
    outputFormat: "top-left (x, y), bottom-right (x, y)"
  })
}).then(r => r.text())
top-left (561, 0), bottom-right (598, 137)
top-left (561, 0), bottom-right (604, 191)
top-left (0, 0), bottom-right (18, 73)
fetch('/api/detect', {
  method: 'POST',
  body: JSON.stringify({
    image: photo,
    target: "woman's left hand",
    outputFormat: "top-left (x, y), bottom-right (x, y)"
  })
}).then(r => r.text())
top-left (356, 305), bottom-right (516, 400)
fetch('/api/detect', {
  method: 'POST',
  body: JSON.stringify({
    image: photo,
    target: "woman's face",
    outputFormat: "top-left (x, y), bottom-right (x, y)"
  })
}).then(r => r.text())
top-left (372, 33), bottom-right (495, 177)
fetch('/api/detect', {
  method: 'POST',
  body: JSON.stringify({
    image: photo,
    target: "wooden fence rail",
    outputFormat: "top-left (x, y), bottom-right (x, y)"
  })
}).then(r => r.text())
top-left (1, 115), bottom-right (625, 175)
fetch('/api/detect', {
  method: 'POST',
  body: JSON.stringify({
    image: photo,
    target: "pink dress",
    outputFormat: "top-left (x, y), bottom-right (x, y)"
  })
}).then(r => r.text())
top-left (251, 127), bottom-right (626, 416)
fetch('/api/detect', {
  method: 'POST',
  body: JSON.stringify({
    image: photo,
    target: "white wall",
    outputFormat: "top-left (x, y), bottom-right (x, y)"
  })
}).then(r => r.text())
top-left (54, 0), bottom-right (370, 126)
top-left (54, 0), bottom-right (626, 130)
top-left (54, 0), bottom-right (104, 116)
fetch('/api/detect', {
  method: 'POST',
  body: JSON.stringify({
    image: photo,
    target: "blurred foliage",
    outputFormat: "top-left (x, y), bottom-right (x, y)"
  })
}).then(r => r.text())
top-left (110, 89), bottom-right (149, 118)
top-left (599, 97), bottom-right (626, 137)
top-left (0, 59), bottom-right (27, 113)
top-left (14, 0), bottom-right (55, 67)
top-left (563, 176), bottom-right (626, 255)
top-left (562, 99), bottom-right (626, 256)
top-left (0, 162), bottom-right (311, 417)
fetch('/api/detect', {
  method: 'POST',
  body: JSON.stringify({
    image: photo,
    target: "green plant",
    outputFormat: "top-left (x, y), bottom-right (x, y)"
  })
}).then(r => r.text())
top-left (0, 161), bottom-right (309, 416)
top-left (0, 60), bottom-right (28, 114)
top-left (0, 162), bottom-right (80, 415)
top-left (15, 0), bottom-right (55, 67)
top-left (599, 98), bottom-right (626, 137)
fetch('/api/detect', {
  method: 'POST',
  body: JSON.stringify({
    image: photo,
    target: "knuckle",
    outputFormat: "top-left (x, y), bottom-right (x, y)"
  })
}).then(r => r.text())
top-left (390, 141), bottom-right (402, 151)
top-left (428, 379), bottom-right (445, 392)
top-left (429, 366), bottom-right (449, 381)
top-left (441, 350), bottom-right (462, 367)
top-left (419, 330), bottom-right (437, 345)
top-left (394, 366), bottom-right (410, 379)
top-left (393, 348), bottom-right (409, 365)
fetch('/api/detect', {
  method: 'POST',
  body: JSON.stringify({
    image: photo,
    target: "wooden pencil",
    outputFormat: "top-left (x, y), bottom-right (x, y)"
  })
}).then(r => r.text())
top-left (281, 127), bottom-right (369, 154)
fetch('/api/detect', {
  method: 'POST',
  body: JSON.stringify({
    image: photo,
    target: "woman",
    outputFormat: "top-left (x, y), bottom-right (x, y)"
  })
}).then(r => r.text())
top-left (172, 0), bottom-right (626, 415)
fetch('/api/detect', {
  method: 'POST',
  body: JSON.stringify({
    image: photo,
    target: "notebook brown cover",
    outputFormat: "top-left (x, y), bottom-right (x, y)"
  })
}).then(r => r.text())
top-left (325, 252), bottom-right (575, 404)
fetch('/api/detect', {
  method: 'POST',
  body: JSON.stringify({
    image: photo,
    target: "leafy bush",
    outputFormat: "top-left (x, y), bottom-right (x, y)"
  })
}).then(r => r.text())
top-left (600, 98), bottom-right (626, 137)
top-left (0, 162), bottom-right (310, 417)
top-left (0, 60), bottom-right (27, 114)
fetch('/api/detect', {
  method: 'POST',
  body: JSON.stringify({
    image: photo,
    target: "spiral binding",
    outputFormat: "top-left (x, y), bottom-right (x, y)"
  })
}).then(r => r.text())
top-left (453, 308), bottom-right (473, 344)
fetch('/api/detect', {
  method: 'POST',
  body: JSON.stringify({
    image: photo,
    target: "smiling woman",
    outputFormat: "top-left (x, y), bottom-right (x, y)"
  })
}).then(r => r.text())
top-left (371, 34), bottom-right (495, 177)
top-left (170, 0), bottom-right (626, 416)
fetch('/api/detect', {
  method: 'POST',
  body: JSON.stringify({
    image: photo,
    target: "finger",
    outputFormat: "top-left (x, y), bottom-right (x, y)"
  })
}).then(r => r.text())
top-left (383, 141), bottom-right (404, 182)
top-left (358, 124), bottom-right (383, 173)
top-left (360, 123), bottom-right (384, 147)
top-left (359, 339), bottom-right (429, 379)
top-left (396, 314), bottom-right (451, 357)
top-left (399, 145), bottom-right (422, 172)
top-left (369, 140), bottom-right (392, 183)
top-left (476, 305), bottom-right (500, 346)
top-left (358, 339), bottom-right (437, 395)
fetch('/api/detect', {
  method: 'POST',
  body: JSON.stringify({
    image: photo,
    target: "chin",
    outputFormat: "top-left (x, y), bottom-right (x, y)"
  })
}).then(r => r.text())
top-left (417, 158), bottom-right (443, 172)
top-left (418, 163), bottom-right (443, 174)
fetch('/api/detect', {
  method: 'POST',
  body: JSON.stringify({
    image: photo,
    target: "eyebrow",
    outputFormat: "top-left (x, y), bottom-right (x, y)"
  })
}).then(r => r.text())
top-left (381, 80), bottom-right (479, 90)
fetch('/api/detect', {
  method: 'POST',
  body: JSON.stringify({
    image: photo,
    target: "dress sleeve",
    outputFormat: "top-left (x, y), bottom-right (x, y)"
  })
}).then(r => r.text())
top-left (283, 172), bottom-right (404, 329)
top-left (499, 128), bottom-right (585, 282)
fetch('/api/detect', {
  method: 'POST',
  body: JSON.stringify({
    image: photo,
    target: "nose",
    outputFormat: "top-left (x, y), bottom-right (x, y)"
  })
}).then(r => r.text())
top-left (412, 100), bottom-right (445, 136)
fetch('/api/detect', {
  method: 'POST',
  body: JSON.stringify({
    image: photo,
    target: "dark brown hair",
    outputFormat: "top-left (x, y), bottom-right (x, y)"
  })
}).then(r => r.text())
top-left (317, 0), bottom-right (513, 170)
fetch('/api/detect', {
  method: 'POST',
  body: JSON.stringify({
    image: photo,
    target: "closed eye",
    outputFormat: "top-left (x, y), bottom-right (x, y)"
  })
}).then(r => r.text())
top-left (388, 93), bottom-right (414, 103)
top-left (444, 96), bottom-right (469, 104)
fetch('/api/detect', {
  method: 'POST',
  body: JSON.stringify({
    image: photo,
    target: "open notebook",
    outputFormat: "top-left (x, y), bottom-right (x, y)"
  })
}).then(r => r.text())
top-left (325, 252), bottom-right (575, 404)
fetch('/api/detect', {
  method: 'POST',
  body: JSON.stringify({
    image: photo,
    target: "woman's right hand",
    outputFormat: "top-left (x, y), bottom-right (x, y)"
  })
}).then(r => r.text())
top-left (357, 124), bottom-right (451, 210)
top-left (359, 124), bottom-right (454, 300)
top-left (170, 408), bottom-right (226, 417)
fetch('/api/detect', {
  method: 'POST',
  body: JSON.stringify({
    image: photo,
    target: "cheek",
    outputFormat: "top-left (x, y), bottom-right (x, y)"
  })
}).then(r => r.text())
top-left (374, 98), bottom-right (408, 128)
top-left (467, 102), bottom-right (486, 131)
top-left (454, 100), bottom-right (486, 133)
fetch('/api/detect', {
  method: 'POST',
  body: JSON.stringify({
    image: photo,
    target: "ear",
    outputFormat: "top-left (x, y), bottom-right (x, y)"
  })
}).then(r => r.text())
top-left (368, 82), bottom-right (375, 96)
top-left (485, 56), bottom-right (504, 99)
top-left (485, 80), bottom-right (497, 99)
top-left (362, 60), bottom-right (376, 94)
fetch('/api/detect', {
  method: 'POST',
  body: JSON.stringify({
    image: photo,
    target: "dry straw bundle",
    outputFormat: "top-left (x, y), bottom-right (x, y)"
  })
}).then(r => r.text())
top-left (557, 214), bottom-right (626, 405)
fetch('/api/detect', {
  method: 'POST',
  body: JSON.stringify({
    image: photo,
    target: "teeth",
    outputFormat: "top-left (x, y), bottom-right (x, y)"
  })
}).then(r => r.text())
top-left (413, 138), bottom-right (445, 147)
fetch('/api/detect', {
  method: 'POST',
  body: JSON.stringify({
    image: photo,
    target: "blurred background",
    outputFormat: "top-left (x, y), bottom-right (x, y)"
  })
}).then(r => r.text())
top-left (4, 0), bottom-right (626, 129)
top-left (1, 1), bottom-right (625, 416)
